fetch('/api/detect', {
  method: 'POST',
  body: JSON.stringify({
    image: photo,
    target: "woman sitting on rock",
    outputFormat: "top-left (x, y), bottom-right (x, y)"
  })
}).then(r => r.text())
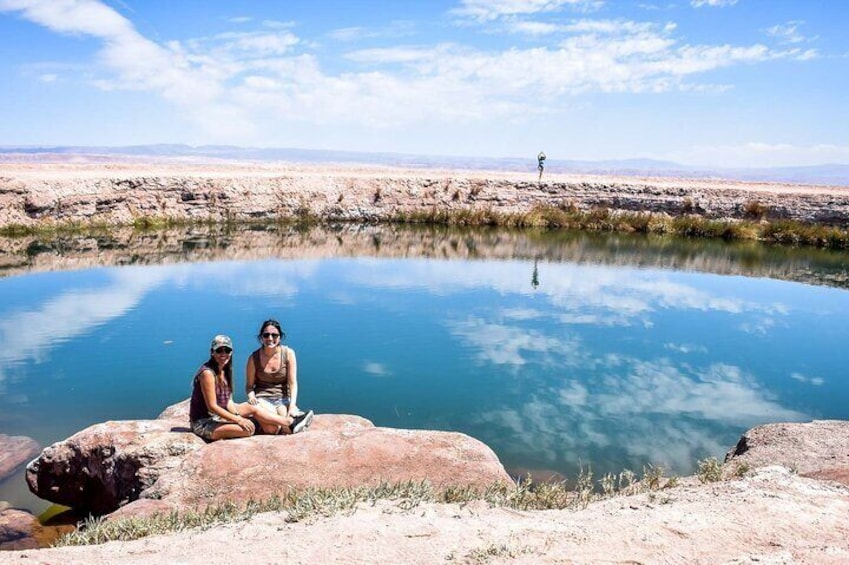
top-left (190, 334), bottom-right (310, 441)
top-left (245, 319), bottom-right (313, 432)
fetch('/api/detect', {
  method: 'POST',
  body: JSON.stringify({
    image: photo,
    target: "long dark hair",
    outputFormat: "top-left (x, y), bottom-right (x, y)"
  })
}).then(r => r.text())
top-left (257, 319), bottom-right (286, 344)
top-left (206, 352), bottom-right (233, 391)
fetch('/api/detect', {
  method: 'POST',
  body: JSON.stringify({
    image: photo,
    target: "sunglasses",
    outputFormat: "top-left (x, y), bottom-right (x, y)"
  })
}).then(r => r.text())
top-left (261, 332), bottom-right (280, 339)
top-left (214, 347), bottom-right (233, 354)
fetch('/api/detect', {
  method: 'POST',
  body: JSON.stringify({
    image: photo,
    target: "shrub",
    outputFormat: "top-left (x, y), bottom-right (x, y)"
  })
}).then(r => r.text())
top-left (697, 457), bottom-right (723, 483)
top-left (743, 200), bottom-right (768, 220)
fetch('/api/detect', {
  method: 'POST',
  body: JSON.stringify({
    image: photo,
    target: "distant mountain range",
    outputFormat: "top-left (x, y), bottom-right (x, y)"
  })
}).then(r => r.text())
top-left (2, 144), bottom-right (848, 186)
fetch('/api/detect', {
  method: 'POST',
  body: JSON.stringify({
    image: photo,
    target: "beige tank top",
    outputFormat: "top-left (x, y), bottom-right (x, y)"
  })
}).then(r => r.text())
top-left (251, 345), bottom-right (289, 399)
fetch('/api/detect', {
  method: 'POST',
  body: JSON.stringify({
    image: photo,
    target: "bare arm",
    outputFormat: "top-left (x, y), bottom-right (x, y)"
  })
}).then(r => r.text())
top-left (245, 353), bottom-right (258, 404)
top-left (286, 347), bottom-right (299, 416)
top-left (198, 370), bottom-right (248, 427)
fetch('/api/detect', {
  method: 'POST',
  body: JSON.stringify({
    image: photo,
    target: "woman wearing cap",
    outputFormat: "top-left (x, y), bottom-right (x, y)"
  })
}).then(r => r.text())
top-left (245, 319), bottom-right (313, 431)
top-left (189, 334), bottom-right (311, 441)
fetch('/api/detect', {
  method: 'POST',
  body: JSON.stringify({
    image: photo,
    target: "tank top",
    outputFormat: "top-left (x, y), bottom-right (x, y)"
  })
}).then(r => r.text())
top-left (189, 363), bottom-right (232, 422)
top-left (251, 345), bottom-right (290, 399)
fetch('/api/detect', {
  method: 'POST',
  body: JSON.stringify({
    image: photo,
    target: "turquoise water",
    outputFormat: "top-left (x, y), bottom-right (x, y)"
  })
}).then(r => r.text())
top-left (1, 227), bottom-right (849, 513)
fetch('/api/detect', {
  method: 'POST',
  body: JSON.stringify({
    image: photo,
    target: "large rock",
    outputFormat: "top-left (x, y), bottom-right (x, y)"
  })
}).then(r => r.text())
top-left (28, 401), bottom-right (513, 518)
top-left (0, 434), bottom-right (41, 482)
top-left (725, 420), bottom-right (849, 485)
top-left (26, 411), bottom-right (205, 515)
top-left (0, 507), bottom-right (39, 550)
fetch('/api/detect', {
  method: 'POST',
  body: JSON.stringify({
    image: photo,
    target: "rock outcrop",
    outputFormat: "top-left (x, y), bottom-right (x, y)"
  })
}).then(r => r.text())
top-left (25, 411), bottom-right (204, 515)
top-left (725, 420), bottom-right (849, 485)
top-left (0, 507), bottom-right (39, 551)
top-left (26, 400), bottom-right (513, 517)
top-left (0, 435), bottom-right (41, 482)
top-left (3, 163), bottom-right (849, 228)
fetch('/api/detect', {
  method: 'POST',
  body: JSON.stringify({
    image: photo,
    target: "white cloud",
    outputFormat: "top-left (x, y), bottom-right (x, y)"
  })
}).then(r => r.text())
top-left (691, 0), bottom-right (738, 7)
top-left (452, 0), bottom-right (603, 22)
top-left (327, 26), bottom-right (368, 42)
top-left (0, 0), bottom-right (824, 151)
top-left (214, 31), bottom-right (300, 56)
top-left (766, 21), bottom-right (812, 45)
top-left (345, 45), bottom-right (440, 65)
top-left (506, 21), bottom-right (560, 35)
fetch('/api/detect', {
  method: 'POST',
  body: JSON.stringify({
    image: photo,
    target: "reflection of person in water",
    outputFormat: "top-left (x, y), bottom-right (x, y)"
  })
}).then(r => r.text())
top-left (531, 258), bottom-right (540, 290)
top-left (537, 151), bottom-right (546, 181)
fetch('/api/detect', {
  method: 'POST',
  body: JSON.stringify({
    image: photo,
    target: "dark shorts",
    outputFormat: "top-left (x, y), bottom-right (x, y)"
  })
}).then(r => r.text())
top-left (191, 417), bottom-right (228, 441)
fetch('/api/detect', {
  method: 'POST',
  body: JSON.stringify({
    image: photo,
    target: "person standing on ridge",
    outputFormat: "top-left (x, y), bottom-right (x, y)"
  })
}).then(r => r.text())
top-left (537, 151), bottom-right (546, 181)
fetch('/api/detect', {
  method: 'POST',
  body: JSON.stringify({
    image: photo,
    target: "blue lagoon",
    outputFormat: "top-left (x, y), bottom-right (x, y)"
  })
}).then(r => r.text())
top-left (1, 224), bottom-right (848, 513)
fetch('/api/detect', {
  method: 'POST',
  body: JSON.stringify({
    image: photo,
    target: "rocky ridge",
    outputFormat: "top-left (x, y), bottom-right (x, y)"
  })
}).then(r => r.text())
top-left (3, 163), bottom-right (849, 228)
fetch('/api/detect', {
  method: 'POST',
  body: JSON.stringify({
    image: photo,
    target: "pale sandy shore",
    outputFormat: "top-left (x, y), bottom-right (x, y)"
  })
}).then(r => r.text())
top-left (2, 467), bottom-right (848, 565)
top-left (3, 161), bottom-right (848, 194)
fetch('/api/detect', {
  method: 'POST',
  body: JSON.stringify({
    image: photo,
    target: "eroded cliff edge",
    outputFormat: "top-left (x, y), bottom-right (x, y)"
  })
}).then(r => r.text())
top-left (3, 163), bottom-right (849, 227)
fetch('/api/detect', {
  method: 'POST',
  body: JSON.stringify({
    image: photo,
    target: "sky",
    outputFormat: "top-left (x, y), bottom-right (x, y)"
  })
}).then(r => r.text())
top-left (0, 0), bottom-right (847, 168)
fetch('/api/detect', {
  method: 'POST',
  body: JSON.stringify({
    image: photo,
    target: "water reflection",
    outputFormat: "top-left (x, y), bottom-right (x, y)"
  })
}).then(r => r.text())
top-left (1, 224), bottom-right (848, 513)
top-left (0, 268), bottom-right (166, 388)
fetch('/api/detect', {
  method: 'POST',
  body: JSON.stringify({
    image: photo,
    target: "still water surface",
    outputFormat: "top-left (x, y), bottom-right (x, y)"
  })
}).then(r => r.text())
top-left (1, 225), bottom-right (848, 513)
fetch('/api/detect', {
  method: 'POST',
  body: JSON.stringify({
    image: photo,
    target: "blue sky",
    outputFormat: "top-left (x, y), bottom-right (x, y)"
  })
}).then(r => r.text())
top-left (1, 0), bottom-right (847, 167)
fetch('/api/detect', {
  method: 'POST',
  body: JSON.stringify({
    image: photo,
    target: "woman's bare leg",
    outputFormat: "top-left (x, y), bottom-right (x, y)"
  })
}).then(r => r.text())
top-left (211, 423), bottom-right (253, 441)
top-left (236, 402), bottom-right (294, 434)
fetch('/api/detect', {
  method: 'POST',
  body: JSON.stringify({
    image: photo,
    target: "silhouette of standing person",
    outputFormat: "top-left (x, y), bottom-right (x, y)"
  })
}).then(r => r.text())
top-left (537, 151), bottom-right (546, 181)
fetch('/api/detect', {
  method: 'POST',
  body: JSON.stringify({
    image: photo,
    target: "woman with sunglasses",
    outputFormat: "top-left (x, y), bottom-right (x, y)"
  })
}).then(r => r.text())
top-left (245, 319), bottom-right (313, 432)
top-left (190, 334), bottom-right (308, 441)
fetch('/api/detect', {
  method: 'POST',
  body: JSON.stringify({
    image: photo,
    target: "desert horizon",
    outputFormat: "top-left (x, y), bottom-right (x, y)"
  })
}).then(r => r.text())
top-left (2, 144), bottom-right (848, 187)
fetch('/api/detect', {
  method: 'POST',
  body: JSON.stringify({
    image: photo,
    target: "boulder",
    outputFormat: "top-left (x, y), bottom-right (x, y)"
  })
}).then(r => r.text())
top-left (725, 420), bottom-right (849, 485)
top-left (0, 434), bottom-right (41, 482)
top-left (28, 400), bottom-right (513, 518)
top-left (0, 507), bottom-right (39, 550)
top-left (26, 417), bottom-right (205, 515)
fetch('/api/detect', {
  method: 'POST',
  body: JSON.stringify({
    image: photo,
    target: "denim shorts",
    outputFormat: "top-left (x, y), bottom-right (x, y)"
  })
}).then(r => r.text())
top-left (256, 396), bottom-right (291, 412)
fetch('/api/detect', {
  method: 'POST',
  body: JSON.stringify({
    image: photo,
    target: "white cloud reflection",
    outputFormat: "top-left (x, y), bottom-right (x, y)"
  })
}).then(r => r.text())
top-left (1, 253), bottom-right (814, 475)
top-left (363, 361), bottom-right (391, 377)
top-left (449, 316), bottom-right (583, 367)
top-left (346, 259), bottom-right (788, 330)
top-left (0, 266), bottom-right (168, 386)
top-left (790, 372), bottom-right (824, 386)
top-left (0, 259), bottom-right (323, 383)
top-left (476, 354), bottom-right (807, 472)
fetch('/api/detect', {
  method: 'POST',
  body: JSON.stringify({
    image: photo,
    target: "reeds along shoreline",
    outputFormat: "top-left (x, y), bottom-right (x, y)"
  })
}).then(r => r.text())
top-left (393, 205), bottom-right (849, 249)
top-left (2, 205), bottom-right (849, 250)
